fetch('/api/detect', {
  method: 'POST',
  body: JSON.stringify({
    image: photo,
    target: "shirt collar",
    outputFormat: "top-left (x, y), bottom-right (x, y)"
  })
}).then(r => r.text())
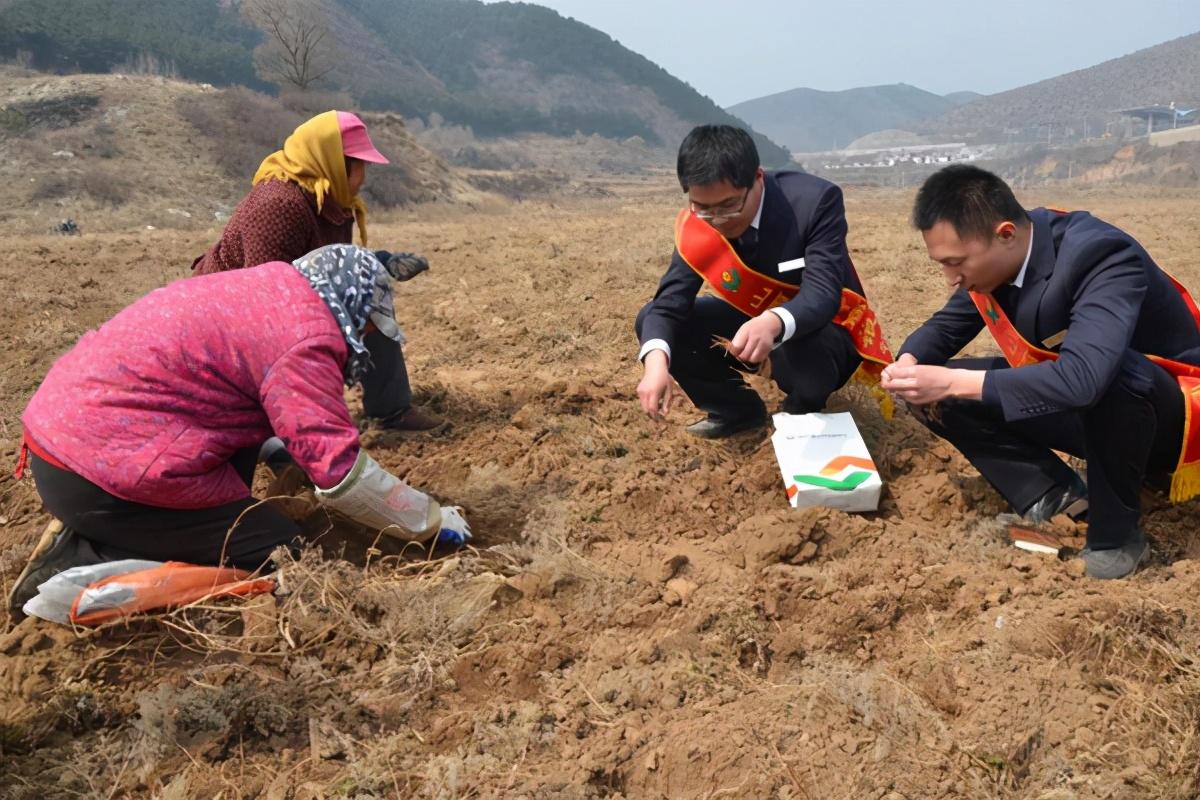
top-left (1012, 227), bottom-right (1034, 288)
top-left (749, 181), bottom-right (765, 231)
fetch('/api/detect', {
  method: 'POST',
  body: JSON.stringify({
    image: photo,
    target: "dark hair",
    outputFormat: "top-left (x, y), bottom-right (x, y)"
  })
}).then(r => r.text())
top-left (676, 125), bottom-right (759, 191)
top-left (912, 165), bottom-right (1029, 240)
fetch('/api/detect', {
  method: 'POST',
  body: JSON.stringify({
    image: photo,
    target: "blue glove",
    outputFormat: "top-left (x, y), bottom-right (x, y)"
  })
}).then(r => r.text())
top-left (436, 506), bottom-right (472, 548)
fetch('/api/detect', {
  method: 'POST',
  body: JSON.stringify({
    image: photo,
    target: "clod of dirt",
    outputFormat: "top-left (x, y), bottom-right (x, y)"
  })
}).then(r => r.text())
top-left (735, 508), bottom-right (827, 569)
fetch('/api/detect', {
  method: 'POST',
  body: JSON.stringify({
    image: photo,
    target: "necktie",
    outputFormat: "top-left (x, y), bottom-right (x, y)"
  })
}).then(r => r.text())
top-left (738, 226), bottom-right (758, 253)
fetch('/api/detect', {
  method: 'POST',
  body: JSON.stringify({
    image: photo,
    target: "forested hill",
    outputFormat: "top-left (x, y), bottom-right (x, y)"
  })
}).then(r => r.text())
top-left (0, 0), bottom-right (791, 164)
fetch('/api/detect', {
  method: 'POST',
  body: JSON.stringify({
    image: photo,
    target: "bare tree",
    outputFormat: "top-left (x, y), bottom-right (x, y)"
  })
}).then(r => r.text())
top-left (246, 0), bottom-right (334, 91)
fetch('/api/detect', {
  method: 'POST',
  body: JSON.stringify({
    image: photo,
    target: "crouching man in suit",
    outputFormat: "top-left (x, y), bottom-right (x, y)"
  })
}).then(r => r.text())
top-left (882, 165), bottom-right (1200, 579)
top-left (635, 124), bottom-right (891, 439)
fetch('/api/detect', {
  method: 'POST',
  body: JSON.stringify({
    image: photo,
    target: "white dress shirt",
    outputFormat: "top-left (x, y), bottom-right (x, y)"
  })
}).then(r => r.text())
top-left (1012, 228), bottom-right (1034, 288)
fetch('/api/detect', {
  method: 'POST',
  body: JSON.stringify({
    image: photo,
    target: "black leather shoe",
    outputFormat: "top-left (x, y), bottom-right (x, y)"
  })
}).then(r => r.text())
top-left (685, 414), bottom-right (767, 440)
top-left (1023, 472), bottom-right (1088, 523)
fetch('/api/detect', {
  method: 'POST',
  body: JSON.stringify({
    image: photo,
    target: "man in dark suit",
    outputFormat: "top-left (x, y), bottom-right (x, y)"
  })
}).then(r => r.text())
top-left (882, 165), bottom-right (1200, 579)
top-left (635, 125), bottom-right (880, 438)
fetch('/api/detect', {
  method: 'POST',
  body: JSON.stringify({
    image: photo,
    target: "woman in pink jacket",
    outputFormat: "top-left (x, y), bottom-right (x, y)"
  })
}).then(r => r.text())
top-left (10, 245), bottom-right (469, 612)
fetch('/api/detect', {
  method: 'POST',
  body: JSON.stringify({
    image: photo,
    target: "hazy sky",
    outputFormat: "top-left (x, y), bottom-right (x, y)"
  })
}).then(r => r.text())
top-left (489, 0), bottom-right (1200, 107)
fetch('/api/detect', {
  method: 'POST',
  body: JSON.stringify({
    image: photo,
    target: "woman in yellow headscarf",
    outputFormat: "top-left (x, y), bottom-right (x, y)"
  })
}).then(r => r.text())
top-left (191, 110), bottom-right (442, 432)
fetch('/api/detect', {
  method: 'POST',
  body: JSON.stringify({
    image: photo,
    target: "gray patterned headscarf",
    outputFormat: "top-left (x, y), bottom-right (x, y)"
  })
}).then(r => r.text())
top-left (292, 244), bottom-right (402, 385)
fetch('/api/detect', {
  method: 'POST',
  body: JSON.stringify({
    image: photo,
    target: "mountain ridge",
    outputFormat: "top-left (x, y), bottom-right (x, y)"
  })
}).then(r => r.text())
top-left (0, 0), bottom-right (792, 164)
top-left (919, 31), bottom-right (1200, 141)
top-left (728, 83), bottom-right (972, 153)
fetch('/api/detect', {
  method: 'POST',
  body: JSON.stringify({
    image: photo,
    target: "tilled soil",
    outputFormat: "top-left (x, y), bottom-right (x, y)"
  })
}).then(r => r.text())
top-left (1, 183), bottom-right (1198, 799)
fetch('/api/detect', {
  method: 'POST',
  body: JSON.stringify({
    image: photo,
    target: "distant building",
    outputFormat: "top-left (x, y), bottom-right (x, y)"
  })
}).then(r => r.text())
top-left (816, 142), bottom-right (989, 171)
top-left (1116, 104), bottom-right (1199, 137)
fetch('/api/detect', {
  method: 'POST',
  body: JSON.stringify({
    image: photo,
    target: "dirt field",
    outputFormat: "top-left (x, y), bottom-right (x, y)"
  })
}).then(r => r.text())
top-left (1, 180), bottom-right (1199, 799)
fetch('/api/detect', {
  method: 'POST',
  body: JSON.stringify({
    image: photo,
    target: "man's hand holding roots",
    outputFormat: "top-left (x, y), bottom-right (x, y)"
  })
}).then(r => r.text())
top-left (881, 353), bottom-right (986, 405)
top-left (728, 312), bottom-right (782, 365)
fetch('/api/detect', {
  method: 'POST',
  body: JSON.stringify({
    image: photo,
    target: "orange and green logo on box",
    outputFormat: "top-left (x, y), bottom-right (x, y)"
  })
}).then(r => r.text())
top-left (786, 456), bottom-right (877, 497)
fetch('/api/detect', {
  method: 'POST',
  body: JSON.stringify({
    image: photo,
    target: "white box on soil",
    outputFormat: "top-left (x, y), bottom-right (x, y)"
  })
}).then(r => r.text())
top-left (770, 412), bottom-right (882, 513)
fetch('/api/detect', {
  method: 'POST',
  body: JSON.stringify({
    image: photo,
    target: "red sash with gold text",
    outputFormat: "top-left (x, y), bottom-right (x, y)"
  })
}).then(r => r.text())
top-left (674, 209), bottom-right (894, 413)
top-left (969, 290), bottom-right (1200, 503)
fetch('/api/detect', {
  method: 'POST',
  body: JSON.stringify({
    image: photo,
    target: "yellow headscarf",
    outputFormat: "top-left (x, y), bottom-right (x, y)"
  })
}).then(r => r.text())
top-left (252, 110), bottom-right (370, 245)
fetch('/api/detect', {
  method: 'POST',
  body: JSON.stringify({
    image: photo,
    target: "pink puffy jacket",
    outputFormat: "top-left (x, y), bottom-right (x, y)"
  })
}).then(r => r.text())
top-left (22, 262), bottom-right (360, 509)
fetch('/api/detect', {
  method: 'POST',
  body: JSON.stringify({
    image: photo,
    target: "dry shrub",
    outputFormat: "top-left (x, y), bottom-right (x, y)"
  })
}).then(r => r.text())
top-left (465, 170), bottom-right (565, 201)
top-left (151, 545), bottom-right (529, 697)
top-left (80, 165), bottom-right (134, 207)
top-left (91, 122), bottom-right (120, 159)
top-left (75, 543), bottom-right (596, 797)
top-left (176, 94), bottom-right (449, 208)
top-left (358, 167), bottom-right (414, 208)
top-left (446, 144), bottom-right (525, 171)
top-left (28, 172), bottom-right (74, 202)
top-left (0, 106), bottom-right (30, 138)
top-left (365, 157), bottom-right (469, 207)
top-left (7, 93), bottom-right (101, 131)
top-left (279, 88), bottom-right (355, 116)
top-left (1158, 162), bottom-right (1200, 188)
top-left (132, 679), bottom-right (293, 776)
top-left (358, 113), bottom-right (452, 208)
top-left (30, 163), bottom-right (133, 206)
top-left (177, 87), bottom-right (304, 180)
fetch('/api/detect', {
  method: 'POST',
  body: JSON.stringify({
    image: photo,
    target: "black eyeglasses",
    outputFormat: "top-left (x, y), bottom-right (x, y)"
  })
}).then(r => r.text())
top-left (690, 188), bottom-right (750, 222)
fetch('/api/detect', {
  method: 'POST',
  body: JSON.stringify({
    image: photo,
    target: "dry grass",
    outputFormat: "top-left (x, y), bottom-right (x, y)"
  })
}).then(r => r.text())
top-left (4, 180), bottom-right (1200, 799)
top-left (175, 87), bottom-right (305, 183)
top-left (15, 543), bottom-right (543, 797)
top-left (1076, 601), bottom-right (1200, 798)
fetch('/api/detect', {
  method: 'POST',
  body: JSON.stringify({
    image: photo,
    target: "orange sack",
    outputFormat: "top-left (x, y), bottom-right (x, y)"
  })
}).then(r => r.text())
top-left (68, 562), bottom-right (276, 626)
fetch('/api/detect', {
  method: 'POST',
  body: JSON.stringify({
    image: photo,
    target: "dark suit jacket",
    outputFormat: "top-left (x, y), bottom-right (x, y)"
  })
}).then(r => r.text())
top-left (637, 171), bottom-right (863, 350)
top-left (900, 208), bottom-right (1200, 421)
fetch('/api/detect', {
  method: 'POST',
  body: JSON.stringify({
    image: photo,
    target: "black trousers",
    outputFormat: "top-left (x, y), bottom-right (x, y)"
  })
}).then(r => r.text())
top-left (360, 329), bottom-right (413, 419)
top-left (915, 356), bottom-right (1184, 549)
top-left (635, 297), bottom-right (862, 421)
top-left (29, 450), bottom-right (299, 571)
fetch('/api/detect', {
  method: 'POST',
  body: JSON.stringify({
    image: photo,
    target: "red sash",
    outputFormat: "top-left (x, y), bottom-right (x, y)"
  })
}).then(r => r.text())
top-left (969, 290), bottom-right (1200, 503)
top-left (674, 209), bottom-right (895, 414)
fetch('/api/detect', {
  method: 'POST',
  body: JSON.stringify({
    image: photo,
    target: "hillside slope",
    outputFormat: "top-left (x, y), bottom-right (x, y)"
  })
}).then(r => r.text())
top-left (0, 0), bottom-right (791, 164)
top-left (922, 31), bottom-right (1200, 141)
top-left (0, 69), bottom-right (466, 235)
top-left (728, 83), bottom-right (966, 152)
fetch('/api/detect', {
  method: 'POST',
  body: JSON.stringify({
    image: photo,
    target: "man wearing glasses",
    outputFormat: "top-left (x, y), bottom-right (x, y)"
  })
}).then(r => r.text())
top-left (635, 125), bottom-right (890, 438)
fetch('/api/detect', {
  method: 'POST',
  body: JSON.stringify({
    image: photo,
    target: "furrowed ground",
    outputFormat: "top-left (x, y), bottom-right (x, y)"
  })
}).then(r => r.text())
top-left (1, 182), bottom-right (1198, 799)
